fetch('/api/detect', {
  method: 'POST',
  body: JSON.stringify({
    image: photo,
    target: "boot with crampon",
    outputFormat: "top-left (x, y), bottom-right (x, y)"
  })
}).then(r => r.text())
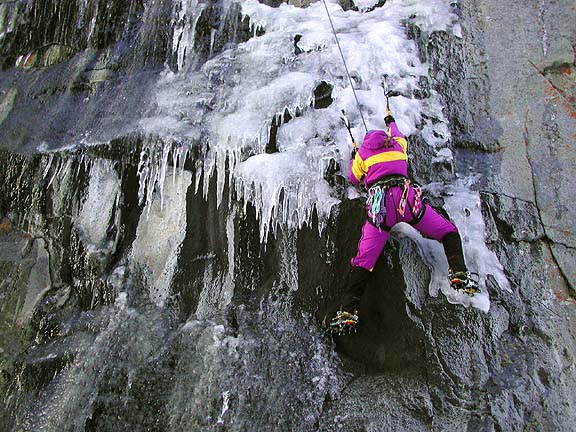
top-left (323, 266), bottom-right (371, 335)
top-left (449, 269), bottom-right (480, 295)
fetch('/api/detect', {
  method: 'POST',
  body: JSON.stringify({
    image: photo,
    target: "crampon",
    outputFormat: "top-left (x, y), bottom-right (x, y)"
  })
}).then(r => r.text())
top-left (323, 310), bottom-right (359, 335)
top-left (449, 271), bottom-right (480, 296)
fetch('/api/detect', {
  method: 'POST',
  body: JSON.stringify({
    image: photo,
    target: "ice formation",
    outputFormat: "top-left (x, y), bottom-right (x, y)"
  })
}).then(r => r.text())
top-left (132, 167), bottom-right (192, 307)
top-left (25, 0), bottom-right (508, 311)
top-left (76, 160), bottom-right (121, 253)
top-left (394, 179), bottom-right (511, 312)
top-left (140, 0), bottom-right (459, 240)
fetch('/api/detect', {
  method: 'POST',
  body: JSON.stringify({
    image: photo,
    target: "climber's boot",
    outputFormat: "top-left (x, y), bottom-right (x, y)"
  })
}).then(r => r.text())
top-left (323, 266), bottom-right (371, 335)
top-left (323, 309), bottom-right (359, 335)
top-left (449, 270), bottom-right (480, 295)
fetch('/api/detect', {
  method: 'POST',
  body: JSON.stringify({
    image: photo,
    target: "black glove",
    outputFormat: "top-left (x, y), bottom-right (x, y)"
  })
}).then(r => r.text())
top-left (384, 115), bottom-right (395, 126)
top-left (351, 148), bottom-right (357, 159)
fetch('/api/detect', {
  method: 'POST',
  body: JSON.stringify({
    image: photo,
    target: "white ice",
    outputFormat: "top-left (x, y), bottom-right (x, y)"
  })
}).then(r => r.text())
top-left (139, 0), bottom-right (460, 242)
top-left (76, 0), bottom-right (506, 311)
top-left (443, 180), bottom-right (512, 295)
top-left (131, 167), bottom-right (192, 308)
top-left (394, 178), bottom-right (511, 312)
top-left (75, 160), bottom-right (121, 253)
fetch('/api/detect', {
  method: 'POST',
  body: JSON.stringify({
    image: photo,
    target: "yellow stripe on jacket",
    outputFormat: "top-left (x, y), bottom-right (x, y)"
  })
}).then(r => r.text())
top-left (364, 150), bottom-right (408, 168)
top-left (351, 153), bottom-right (367, 181)
top-left (392, 136), bottom-right (408, 153)
top-left (350, 137), bottom-right (408, 183)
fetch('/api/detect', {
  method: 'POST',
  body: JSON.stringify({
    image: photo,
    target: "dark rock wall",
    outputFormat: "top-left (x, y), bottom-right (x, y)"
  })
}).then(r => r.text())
top-left (0, 1), bottom-right (575, 431)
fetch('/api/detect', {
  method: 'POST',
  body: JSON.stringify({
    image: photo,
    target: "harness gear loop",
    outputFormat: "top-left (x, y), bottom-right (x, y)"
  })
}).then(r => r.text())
top-left (397, 178), bottom-right (410, 216)
top-left (366, 176), bottom-right (406, 228)
top-left (412, 184), bottom-right (422, 215)
top-left (366, 186), bottom-right (384, 225)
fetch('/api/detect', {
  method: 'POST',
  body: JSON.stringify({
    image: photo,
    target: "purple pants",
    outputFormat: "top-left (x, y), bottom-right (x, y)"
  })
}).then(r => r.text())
top-left (351, 184), bottom-right (458, 270)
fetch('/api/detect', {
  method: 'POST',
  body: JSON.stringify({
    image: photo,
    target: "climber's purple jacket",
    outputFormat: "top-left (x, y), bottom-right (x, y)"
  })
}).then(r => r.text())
top-left (349, 122), bottom-right (408, 187)
top-left (347, 122), bottom-right (458, 271)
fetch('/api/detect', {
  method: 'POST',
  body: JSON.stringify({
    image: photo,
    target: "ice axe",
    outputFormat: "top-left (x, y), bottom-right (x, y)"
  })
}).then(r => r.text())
top-left (340, 109), bottom-right (357, 152)
top-left (381, 75), bottom-right (403, 116)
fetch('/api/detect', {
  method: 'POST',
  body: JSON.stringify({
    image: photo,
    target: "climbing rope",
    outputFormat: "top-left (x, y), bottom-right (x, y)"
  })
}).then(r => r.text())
top-left (321, 0), bottom-right (368, 132)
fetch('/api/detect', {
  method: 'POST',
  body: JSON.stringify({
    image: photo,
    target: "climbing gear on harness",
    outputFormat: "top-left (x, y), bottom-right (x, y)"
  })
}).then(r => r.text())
top-left (398, 180), bottom-right (410, 216)
top-left (370, 177), bottom-right (421, 218)
top-left (366, 176), bottom-right (425, 229)
top-left (323, 309), bottom-right (359, 335)
top-left (367, 185), bottom-right (385, 225)
top-left (397, 179), bottom-right (422, 217)
top-left (412, 184), bottom-right (422, 216)
top-left (449, 270), bottom-right (481, 295)
top-left (399, 179), bottom-right (421, 217)
top-left (323, 0), bottom-right (368, 132)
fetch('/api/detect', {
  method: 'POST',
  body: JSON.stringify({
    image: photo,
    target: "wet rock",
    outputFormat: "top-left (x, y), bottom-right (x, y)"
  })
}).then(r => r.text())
top-left (15, 44), bottom-right (75, 69)
top-left (0, 86), bottom-right (16, 125)
top-left (480, 192), bottom-right (545, 243)
top-left (0, 220), bottom-right (51, 328)
top-left (289, 0), bottom-right (315, 8)
top-left (318, 373), bottom-right (433, 431)
top-left (549, 242), bottom-right (576, 295)
top-left (293, 34), bottom-right (303, 55)
top-left (313, 81), bottom-right (334, 109)
top-left (453, 115), bottom-right (504, 152)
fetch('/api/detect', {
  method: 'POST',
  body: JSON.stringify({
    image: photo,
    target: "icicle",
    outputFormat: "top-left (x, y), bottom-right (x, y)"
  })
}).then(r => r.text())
top-left (172, 145), bottom-right (179, 186)
top-left (42, 154), bottom-right (55, 180)
top-left (216, 390), bottom-right (231, 425)
top-left (47, 157), bottom-right (63, 188)
top-left (209, 28), bottom-right (217, 55)
top-left (60, 158), bottom-right (73, 182)
top-left (179, 146), bottom-right (189, 175)
top-left (145, 163), bottom-right (159, 215)
top-left (157, 141), bottom-right (171, 210)
top-left (137, 148), bottom-right (150, 206)
top-left (76, 154), bottom-right (85, 176)
top-left (194, 160), bottom-right (203, 194)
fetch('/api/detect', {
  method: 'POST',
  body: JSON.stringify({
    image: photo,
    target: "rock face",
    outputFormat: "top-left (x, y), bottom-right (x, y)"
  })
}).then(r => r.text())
top-left (0, 1), bottom-right (575, 432)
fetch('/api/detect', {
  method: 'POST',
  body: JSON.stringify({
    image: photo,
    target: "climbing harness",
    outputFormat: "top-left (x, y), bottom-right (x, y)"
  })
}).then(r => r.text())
top-left (365, 176), bottom-right (425, 229)
top-left (322, 0), bottom-right (368, 132)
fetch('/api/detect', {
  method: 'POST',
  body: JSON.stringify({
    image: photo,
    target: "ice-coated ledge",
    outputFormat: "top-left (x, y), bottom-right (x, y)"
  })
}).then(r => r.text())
top-left (138, 0), bottom-right (460, 242)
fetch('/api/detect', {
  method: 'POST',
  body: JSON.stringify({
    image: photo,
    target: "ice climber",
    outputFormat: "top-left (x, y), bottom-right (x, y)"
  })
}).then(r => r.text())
top-left (325, 106), bottom-right (480, 335)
